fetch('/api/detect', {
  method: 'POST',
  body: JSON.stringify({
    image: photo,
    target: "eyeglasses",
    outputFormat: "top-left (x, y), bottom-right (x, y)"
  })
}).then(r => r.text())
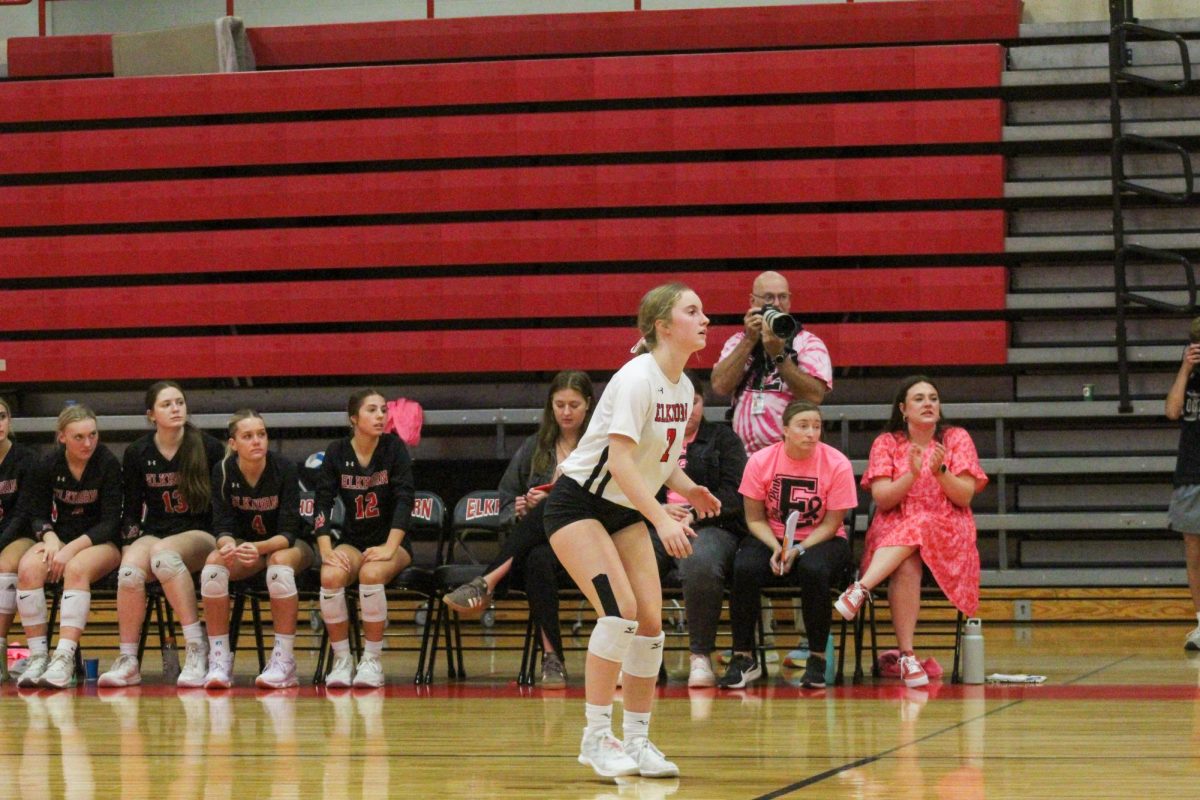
top-left (751, 292), bottom-right (790, 305)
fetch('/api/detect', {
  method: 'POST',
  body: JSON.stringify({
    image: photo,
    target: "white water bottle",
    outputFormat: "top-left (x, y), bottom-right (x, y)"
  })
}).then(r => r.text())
top-left (962, 617), bottom-right (985, 684)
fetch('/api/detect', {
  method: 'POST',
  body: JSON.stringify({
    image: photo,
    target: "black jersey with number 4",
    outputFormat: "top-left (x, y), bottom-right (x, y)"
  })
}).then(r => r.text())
top-left (26, 446), bottom-right (123, 547)
top-left (122, 431), bottom-right (226, 540)
top-left (0, 442), bottom-right (38, 547)
top-left (314, 433), bottom-right (414, 549)
top-left (211, 452), bottom-right (302, 546)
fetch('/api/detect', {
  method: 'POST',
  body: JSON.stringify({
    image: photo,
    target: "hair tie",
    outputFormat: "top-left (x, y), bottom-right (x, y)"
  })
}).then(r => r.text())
top-left (629, 337), bottom-right (647, 354)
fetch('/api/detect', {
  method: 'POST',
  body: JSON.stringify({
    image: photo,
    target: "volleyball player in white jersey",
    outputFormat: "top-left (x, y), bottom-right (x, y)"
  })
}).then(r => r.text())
top-left (543, 282), bottom-right (720, 780)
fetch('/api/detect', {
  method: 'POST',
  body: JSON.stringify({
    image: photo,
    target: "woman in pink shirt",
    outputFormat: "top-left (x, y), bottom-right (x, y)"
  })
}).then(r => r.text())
top-left (717, 400), bottom-right (857, 690)
top-left (834, 375), bottom-right (988, 689)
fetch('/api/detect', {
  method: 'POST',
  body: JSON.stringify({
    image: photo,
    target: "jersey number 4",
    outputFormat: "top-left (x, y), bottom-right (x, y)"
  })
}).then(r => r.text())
top-left (251, 514), bottom-right (267, 537)
top-left (354, 492), bottom-right (380, 520)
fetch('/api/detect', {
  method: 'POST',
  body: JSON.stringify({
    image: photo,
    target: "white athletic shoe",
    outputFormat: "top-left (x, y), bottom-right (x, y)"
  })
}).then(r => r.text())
top-left (624, 736), bottom-right (680, 778)
top-left (352, 652), bottom-right (385, 688)
top-left (325, 651), bottom-right (355, 688)
top-left (98, 654), bottom-right (142, 687)
top-left (177, 641), bottom-right (209, 688)
top-left (17, 652), bottom-right (50, 688)
top-left (256, 651), bottom-right (299, 689)
top-left (40, 651), bottom-right (77, 689)
top-left (204, 653), bottom-right (234, 689)
top-left (687, 654), bottom-right (716, 688)
top-left (1186, 625), bottom-right (1200, 651)
top-left (578, 729), bottom-right (640, 779)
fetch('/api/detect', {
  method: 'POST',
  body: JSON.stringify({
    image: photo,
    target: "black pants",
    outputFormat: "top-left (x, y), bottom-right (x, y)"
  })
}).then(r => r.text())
top-left (729, 536), bottom-right (850, 654)
top-left (486, 503), bottom-right (566, 657)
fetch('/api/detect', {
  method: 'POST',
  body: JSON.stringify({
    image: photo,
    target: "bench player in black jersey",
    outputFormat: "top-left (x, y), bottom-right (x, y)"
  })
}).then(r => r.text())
top-left (99, 382), bottom-right (225, 688)
top-left (199, 410), bottom-right (316, 689)
top-left (14, 405), bottom-right (122, 688)
top-left (0, 397), bottom-right (38, 683)
top-left (315, 389), bottom-right (415, 688)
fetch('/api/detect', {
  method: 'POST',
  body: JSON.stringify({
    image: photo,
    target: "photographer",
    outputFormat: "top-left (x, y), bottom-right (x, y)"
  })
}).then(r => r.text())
top-left (711, 271), bottom-right (832, 454)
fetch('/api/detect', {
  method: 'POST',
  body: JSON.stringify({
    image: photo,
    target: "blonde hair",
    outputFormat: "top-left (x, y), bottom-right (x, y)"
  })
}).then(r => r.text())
top-left (56, 404), bottom-right (97, 447)
top-left (220, 409), bottom-right (267, 501)
top-left (633, 283), bottom-right (690, 356)
top-left (1189, 316), bottom-right (1200, 344)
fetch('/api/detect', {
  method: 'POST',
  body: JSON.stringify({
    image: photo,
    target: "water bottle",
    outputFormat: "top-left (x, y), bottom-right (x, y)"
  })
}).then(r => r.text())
top-left (823, 633), bottom-right (837, 686)
top-left (962, 617), bottom-right (985, 684)
top-left (161, 632), bottom-right (181, 683)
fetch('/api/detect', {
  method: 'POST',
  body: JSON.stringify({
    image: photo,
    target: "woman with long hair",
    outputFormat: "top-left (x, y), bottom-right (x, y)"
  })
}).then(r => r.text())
top-left (0, 398), bottom-right (38, 683)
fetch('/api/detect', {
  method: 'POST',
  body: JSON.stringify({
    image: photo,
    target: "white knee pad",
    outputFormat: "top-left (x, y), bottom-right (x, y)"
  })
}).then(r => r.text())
top-left (622, 632), bottom-right (665, 679)
top-left (319, 587), bottom-right (348, 625)
top-left (60, 590), bottom-right (92, 630)
top-left (199, 565), bottom-right (230, 599)
top-left (117, 565), bottom-right (147, 591)
top-left (16, 586), bottom-right (47, 628)
top-left (150, 550), bottom-right (187, 582)
top-left (0, 573), bottom-right (17, 615)
top-left (266, 565), bottom-right (297, 599)
top-left (587, 616), bottom-right (638, 664)
top-left (358, 583), bottom-right (388, 624)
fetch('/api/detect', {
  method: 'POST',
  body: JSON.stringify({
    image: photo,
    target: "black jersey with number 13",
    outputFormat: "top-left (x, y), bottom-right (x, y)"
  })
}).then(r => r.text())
top-left (122, 432), bottom-right (226, 540)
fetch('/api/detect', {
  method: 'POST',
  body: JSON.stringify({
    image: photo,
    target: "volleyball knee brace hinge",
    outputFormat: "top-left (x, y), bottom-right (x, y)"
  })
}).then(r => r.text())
top-left (587, 615), bottom-right (638, 664)
top-left (319, 587), bottom-right (348, 625)
top-left (622, 631), bottom-right (665, 679)
top-left (266, 565), bottom-right (297, 599)
top-left (150, 550), bottom-right (187, 582)
top-left (199, 565), bottom-right (229, 598)
top-left (59, 590), bottom-right (92, 630)
top-left (15, 587), bottom-right (47, 628)
top-left (117, 566), bottom-right (147, 590)
top-left (0, 573), bottom-right (16, 615)
top-left (358, 584), bottom-right (388, 624)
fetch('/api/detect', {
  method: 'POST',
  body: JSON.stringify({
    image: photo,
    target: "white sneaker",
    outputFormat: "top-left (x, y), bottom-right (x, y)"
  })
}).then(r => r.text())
top-left (177, 641), bottom-right (209, 688)
top-left (256, 651), bottom-right (299, 689)
top-left (578, 729), bottom-right (640, 779)
top-left (98, 654), bottom-right (142, 687)
top-left (624, 736), bottom-right (680, 778)
top-left (40, 651), bottom-right (77, 689)
top-left (1186, 625), bottom-right (1200, 651)
top-left (17, 652), bottom-right (50, 688)
top-left (352, 652), bottom-right (385, 688)
top-left (204, 653), bottom-right (233, 689)
top-left (687, 654), bottom-right (716, 688)
top-left (325, 651), bottom-right (355, 688)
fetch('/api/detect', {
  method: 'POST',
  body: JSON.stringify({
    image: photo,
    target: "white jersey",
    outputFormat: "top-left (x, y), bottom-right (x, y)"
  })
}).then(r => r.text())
top-left (560, 353), bottom-right (693, 509)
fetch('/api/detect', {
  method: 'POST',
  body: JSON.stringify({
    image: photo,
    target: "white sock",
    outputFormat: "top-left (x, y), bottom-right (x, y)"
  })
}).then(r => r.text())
top-left (28, 635), bottom-right (48, 654)
top-left (1195, 611), bottom-right (1200, 626)
top-left (585, 703), bottom-right (613, 737)
top-left (274, 633), bottom-right (295, 657)
top-left (331, 638), bottom-right (350, 655)
top-left (209, 634), bottom-right (229, 658)
top-left (623, 710), bottom-right (651, 744)
top-left (54, 639), bottom-right (78, 659)
top-left (181, 622), bottom-right (204, 645)
top-left (364, 639), bottom-right (383, 657)
top-left (119, 642), bottom-right (138, 658)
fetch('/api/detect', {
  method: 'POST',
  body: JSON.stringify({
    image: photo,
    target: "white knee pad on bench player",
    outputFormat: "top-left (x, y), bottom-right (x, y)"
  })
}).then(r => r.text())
top-left (200, 565), bottom-right (229, 598)
top-left (587, 616), bottom-right (638, 663)
top-left (117, 566), bottom-right (146, 591)
top-left (60, 590), bottom-right (91, 630)
top-left (622, 631), bottom-right (665, 679)
top-left (319, 587), bottom-right (348, 625)
top-left (266, 565), bottom-right (297, 599)
top-left (358, 583), bottom-right (388, 624)
top-left (150, 550), bottom-right (187, 582)
top-left (16, 587), bottom-right (47, 628)
top-left (0, 573), bottom-right (16, 615)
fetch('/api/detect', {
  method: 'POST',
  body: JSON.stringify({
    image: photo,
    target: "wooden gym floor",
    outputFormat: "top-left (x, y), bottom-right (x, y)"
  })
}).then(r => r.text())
top-left (1, 622), bottom-right (1197, 799)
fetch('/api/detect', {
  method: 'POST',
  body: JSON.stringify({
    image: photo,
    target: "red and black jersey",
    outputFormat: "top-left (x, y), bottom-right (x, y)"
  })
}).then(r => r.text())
top-left (26, 446), bottom-right (122, 547)
top-left (211, 452), bottom-right (302, 546)
top-left (314, 433), bottom-right (414, 549)
top-left (121, 431), bottom-right (226, 540)
top-left (0, 442), bottom-right (37, 547)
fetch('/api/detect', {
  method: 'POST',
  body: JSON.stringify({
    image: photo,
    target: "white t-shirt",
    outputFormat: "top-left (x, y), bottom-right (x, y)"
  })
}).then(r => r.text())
top-left (560, 353), bottom-right (693, 509)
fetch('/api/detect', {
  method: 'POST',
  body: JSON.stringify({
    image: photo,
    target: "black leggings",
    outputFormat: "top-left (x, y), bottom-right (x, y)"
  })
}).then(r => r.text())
top-left (729, 536), bottom-right (850, 655)
top-left (486, 503), bottom-right (566, 657)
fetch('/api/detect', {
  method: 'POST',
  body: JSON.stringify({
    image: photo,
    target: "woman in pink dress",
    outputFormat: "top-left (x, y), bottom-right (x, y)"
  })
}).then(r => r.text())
top-left (834, 375), bottom-right (987, 688)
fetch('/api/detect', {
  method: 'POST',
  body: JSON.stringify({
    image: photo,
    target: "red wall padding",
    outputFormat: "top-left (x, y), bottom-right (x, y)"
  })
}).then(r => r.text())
top-left (0, 322), bottom-right (1009, 382)
top-left (0, 100), bottom-right (1003, 175)
top-left (0, 268), bottom-right (1007, 332)
top-left (0, 45), bottom-right (1003, 123)
top-left (0, 211), bottom-right (1007, 280)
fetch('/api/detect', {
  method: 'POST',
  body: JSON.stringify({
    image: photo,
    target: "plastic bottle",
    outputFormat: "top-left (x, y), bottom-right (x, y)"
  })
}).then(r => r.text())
top-left (823, 633), bottom-right (837, 686)
top-left (161, 632), bottom-right (181, 683)
top-left (962, 617), bottom-right (985, 684)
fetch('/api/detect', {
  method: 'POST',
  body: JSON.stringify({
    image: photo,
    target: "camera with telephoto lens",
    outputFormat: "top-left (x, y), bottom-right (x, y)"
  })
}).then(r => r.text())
top-left (756, 304), bottom-right (798, 339)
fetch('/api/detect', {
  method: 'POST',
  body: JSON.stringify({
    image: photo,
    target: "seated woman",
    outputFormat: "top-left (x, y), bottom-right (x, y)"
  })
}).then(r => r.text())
top-left (718, 400), bottom-right (857, 690)
top-left (443, 370), bottom-right (593, 687)
top-left (0, 398), bottom-right (38, 683)
top-left (200, 410), bottom-right (317, 689)
top-left (649, 374), bottom-right (748, 687)
top-left (835, 375), bottom-right (988, 688)
top-left (15, 405), bottom-right (122, 688)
